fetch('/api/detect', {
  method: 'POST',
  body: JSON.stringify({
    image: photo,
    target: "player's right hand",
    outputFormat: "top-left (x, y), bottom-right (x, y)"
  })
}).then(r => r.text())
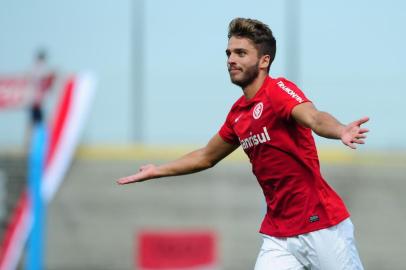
top-left (116, 164), bottom-right (158, 185)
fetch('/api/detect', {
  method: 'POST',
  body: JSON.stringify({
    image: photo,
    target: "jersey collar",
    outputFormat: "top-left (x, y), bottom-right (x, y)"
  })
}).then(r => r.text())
top-left (237, 76), bottom-right (273, 108)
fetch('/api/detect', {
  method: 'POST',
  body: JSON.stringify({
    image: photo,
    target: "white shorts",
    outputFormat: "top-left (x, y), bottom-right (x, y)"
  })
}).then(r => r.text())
top-left (254, 218), bottom-right (364, 270)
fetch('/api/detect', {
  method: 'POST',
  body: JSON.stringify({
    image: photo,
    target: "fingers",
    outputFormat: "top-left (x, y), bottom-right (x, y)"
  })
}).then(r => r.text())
top-left (353, 128), bottom-right (368, 141)
top-left (355, 134), bottom-right (367, 139)
top-left (342, 117), bottom-right (370, 150)
top-left (116, 164), bottom-right (156, 185)
top-left (359, 128), bottom-right (369, 134)
top-left (116, 171), bottom-right (146, 185)
top-left (345, 118), bottom-right (369, 149)
top-left (352, 139), bottom-right (365, 144)
top-left (116, 176), bottom-right (139, 185)
top-left (355, 116), bottom-right (370, 126)
top-left (344, 141), bottom-right (357, 150)
top-left (343, 137), bottom-right (365, 149)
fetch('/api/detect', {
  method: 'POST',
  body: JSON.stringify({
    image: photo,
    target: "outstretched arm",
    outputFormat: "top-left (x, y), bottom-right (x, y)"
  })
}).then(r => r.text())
top-left (291, 102), bottom-right (369, 149)
top-left (116, 134), bottom-right (239, 185)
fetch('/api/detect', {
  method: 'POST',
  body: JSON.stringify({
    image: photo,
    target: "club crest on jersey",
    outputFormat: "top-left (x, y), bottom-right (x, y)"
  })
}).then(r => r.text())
top-left (253, 102), bottom-right (264, 119)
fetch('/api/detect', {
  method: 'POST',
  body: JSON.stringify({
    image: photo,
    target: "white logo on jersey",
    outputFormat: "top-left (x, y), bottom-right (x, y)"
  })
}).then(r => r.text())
top-left (235, 114), bottom-right (243, 123)
top-left (253, 102), bottom-right (264, 119)
top-left (239, 126), bottom-right (271, 150)
top-left (277, 81), bottom-right (304, 103)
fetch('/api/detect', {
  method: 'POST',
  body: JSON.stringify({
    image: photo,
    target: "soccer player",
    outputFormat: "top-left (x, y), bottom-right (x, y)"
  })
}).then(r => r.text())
top-left (29, 49), bottom-right (55, 125)
top-left (24, 49), bottom-right (56, 152)
top-left (117, 18), bottom-right (368, 269)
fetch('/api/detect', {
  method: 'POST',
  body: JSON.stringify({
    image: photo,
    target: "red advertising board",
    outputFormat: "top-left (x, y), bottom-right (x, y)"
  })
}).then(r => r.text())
top-left (0, 77), bottom-right (30, 109)
top-left (137, 230), bottom-right (217, 270)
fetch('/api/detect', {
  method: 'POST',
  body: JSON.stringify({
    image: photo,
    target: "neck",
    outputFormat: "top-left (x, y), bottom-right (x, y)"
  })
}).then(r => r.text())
top-left (242, 72), bottom-right (268, 100)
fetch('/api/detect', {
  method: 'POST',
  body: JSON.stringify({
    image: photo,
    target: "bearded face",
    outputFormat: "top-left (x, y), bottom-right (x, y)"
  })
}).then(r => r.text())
top-left (226, 37), bottom-right (262, 89)
top-left (228, 61), bottom-right (260, 88)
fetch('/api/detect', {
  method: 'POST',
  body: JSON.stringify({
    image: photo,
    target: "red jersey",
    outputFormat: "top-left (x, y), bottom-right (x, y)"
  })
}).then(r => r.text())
top-left (219, 76), bottom-right (349, 237)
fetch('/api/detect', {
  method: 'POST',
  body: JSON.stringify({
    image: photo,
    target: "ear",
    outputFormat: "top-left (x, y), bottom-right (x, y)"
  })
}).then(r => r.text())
top-left (259, 55), bottom-right (270, 70)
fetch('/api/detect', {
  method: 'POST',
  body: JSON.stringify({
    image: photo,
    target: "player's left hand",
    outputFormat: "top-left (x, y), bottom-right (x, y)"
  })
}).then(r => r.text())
top-left (116, 164), bottom-right (158, 185)
top-left (341, 117), bottom-right (370, 149)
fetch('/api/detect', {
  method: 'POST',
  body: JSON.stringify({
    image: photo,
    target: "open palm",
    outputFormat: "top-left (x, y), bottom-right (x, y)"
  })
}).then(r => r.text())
top-left (341, 117), bottom-right (370, 149)
top-left (116, 164), bottom-right (158, 185)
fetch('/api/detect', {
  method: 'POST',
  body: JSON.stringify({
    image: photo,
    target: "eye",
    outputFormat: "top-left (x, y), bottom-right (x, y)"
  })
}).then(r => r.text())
top-left (234, 49), bottom-right (247, 57)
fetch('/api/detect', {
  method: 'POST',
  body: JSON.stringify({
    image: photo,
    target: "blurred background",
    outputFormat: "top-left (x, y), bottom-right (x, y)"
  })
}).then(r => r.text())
top-left (0, 0), bottom-right (405, 269)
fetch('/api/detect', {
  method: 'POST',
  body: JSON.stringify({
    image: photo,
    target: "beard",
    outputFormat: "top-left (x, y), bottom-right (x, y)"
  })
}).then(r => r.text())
top-left (229, 61), bottom-right (260, 88)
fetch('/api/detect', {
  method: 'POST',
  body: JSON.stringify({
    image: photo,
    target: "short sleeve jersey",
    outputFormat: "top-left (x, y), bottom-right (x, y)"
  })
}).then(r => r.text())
top-left (219, 76), bottom-right (349, 237)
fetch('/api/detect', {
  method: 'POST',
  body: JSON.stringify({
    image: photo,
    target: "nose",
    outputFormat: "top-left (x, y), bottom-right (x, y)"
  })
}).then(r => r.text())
top-left (227, 53), bottom-right (236, 66)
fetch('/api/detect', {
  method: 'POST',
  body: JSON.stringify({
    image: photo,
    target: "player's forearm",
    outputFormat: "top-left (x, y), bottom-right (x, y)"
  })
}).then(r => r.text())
top-left (310, 111), bottom-right (345, 139)
top-left (155, 148), bottom-right (214, 178)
